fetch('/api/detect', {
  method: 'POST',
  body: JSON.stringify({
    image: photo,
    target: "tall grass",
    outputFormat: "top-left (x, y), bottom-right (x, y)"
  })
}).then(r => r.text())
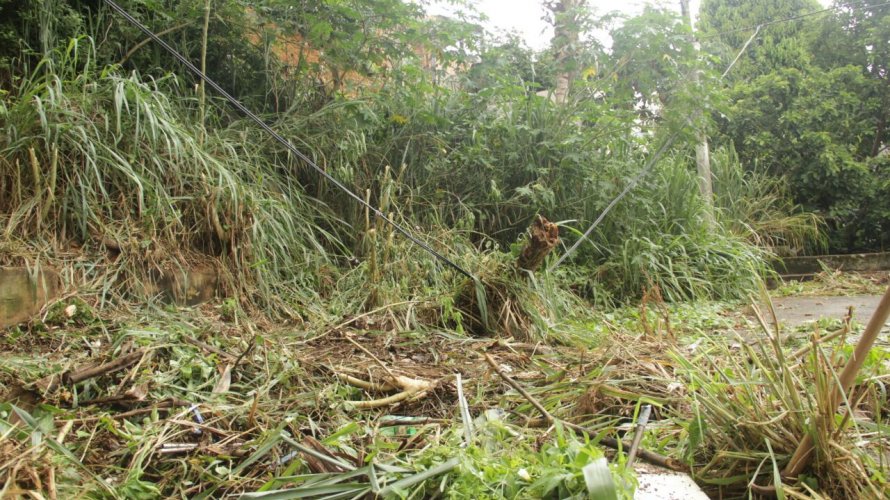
top-left (0, 39), bottom-right (342, 318)
top-left (673, 304), bottom-right (887, 498)
top-left (712, 145), bottom-right (825, 255)
top-left (568, 152), bottom-right (771, 304)
top-left (0, 24), bottom-right (825, 321)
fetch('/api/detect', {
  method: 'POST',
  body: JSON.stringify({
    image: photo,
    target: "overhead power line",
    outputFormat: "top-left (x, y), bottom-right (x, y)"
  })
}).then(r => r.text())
top-left (101, 0), bottom-right (476, 281)
top-left (547, 132), bottom-right (679, 272)
top-left (700, 0), bottom-right (890, 40)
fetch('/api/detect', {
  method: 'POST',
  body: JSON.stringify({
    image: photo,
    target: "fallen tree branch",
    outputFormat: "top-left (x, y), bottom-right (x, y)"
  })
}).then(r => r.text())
top-left (348, 390), bottom-right (414, 409)
top-left (73, 397), bottom-right (190, 422)
top-left (483, 353), bottom-right (686, 472)
top-left (68, 349), bottom-right (146, 384)
top-left (35, 349), bottom-right (146, 394)
top-left (336, 373), bottom-right (397, 392)
top-left (345, 375), bottom-right (433, 410)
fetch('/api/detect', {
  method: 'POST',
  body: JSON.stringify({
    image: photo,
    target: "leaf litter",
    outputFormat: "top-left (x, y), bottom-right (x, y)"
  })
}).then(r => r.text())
top-left (1, 282), bottom-right (888, 498)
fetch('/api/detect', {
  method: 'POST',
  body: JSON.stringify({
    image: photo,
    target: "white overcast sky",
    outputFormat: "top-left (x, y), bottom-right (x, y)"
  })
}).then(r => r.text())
top-left (424, 0), bottom-right (703, 51)
top-left (424, 0), bottom-right (829, 51)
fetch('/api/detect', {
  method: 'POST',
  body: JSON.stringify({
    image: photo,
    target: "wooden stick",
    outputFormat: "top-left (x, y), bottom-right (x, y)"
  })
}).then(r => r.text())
top-left (345, 374), bottom-right (432, 410)
top-left (73, 398), bottom-right (189, 422)
top-left (483, 353), bottom-right (686, 472)
top-left (783, 284), bottom-right (890, 479)
top-left (36, 349), bottom-right (146, 393)
top-left (67, 349), bottom-right (145, 384)
top-left (347, 390), bottom-right (413, 409)
top-left (336, 373), bottom-right (397, 392)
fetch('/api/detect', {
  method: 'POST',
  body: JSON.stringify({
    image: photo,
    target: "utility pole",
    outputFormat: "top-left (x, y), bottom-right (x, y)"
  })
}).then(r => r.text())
top-left (680, 0), bottom-right (715, 225)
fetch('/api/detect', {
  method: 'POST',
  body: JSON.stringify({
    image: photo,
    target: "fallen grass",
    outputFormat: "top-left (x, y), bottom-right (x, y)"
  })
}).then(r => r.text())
top-left (3, 287), bottom-right (885, 498)
top-left (776, 269), bottom-right (890, 298)
top-left (0, 298), bottom-right (633, 498)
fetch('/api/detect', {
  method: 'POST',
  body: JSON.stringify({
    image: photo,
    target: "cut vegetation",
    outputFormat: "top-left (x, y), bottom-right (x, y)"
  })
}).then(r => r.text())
top-left (1, 0), bottom-right (888, 498)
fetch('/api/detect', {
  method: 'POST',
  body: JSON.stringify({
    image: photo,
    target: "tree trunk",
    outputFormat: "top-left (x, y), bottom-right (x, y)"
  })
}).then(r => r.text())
top-left (517, 215), bottom-right (559, 272)
top-left (550, 0), bottom-right (579, 104)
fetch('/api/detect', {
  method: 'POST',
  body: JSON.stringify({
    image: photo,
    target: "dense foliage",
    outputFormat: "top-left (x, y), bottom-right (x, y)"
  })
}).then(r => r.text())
top-left (0, 0), bottom-right (860, 321)
top-left (701, 0), bottom-right (890, 251)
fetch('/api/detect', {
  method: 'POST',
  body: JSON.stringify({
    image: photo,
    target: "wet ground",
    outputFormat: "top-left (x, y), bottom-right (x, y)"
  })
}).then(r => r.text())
top-left (769, 295), bottom-right (883, 328)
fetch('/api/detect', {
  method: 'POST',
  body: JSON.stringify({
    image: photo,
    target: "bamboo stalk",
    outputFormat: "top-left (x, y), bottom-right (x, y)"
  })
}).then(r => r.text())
top-left (198, 0), bottom-right (211, 144)
top-left (783, 284), bottom-right (890, 478)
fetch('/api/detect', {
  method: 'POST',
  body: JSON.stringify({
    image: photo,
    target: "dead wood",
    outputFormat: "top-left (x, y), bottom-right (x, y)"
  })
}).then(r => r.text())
top-left (35, 349), bottom-right (146, 394)
top-left (73, 397), bottom-right (191, 422)
top-left (345, 375), bottom-right (433, 409)
top-left (517, 215), bottom-right (559, 272)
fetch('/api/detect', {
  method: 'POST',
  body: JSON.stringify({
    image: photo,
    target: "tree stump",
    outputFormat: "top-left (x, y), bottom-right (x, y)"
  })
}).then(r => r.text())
top-left (517, 215), bottom-right (559, 272)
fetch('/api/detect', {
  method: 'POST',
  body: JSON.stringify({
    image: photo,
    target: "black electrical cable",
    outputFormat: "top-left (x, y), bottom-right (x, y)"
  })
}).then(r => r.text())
top-left (547, 132), bottom-right (679, 272)
top-left (101, 0), bottom-right (475, 280)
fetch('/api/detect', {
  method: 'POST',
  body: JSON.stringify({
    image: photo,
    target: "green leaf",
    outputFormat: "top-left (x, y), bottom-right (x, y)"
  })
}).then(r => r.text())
top-left (582, 457), bottom-right (618, 500)
top-left (764, 439), bottom-right (785, 500)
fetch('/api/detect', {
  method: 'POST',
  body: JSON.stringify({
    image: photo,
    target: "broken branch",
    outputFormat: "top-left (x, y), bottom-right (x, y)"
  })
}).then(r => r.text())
top-left (345, 375), bottom-right (433, 410)
top-left (35, 349), bottom-right (146, 394)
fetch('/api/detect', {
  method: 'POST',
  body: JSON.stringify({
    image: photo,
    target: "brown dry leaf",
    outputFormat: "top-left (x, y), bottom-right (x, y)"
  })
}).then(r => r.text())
top-left (212, 364), bottom-right (232, 394)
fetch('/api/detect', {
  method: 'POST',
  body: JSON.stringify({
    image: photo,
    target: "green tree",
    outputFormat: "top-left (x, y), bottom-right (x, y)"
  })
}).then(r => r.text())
top-left (810, 0), bottom-right (890, 158)
top-left (698, 0), bottom-right (820, 80)
top-left (704, 0), bottom-right (890, 251)
top-left (609, 6), bottom-right (697, 125)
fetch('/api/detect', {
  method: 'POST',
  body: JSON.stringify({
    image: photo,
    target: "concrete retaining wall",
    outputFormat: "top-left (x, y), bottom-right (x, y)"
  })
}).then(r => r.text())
top-left (1, 266), bottom-right (219, 329)
top-left (0, 268), bottom-right (60, 329)
top-left (774, 252), bottom-right (890, 276)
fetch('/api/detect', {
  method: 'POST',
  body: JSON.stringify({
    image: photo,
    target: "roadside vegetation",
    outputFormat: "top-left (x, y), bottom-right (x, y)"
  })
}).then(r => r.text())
top-left (1, 0), bottom-right (887, 498)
